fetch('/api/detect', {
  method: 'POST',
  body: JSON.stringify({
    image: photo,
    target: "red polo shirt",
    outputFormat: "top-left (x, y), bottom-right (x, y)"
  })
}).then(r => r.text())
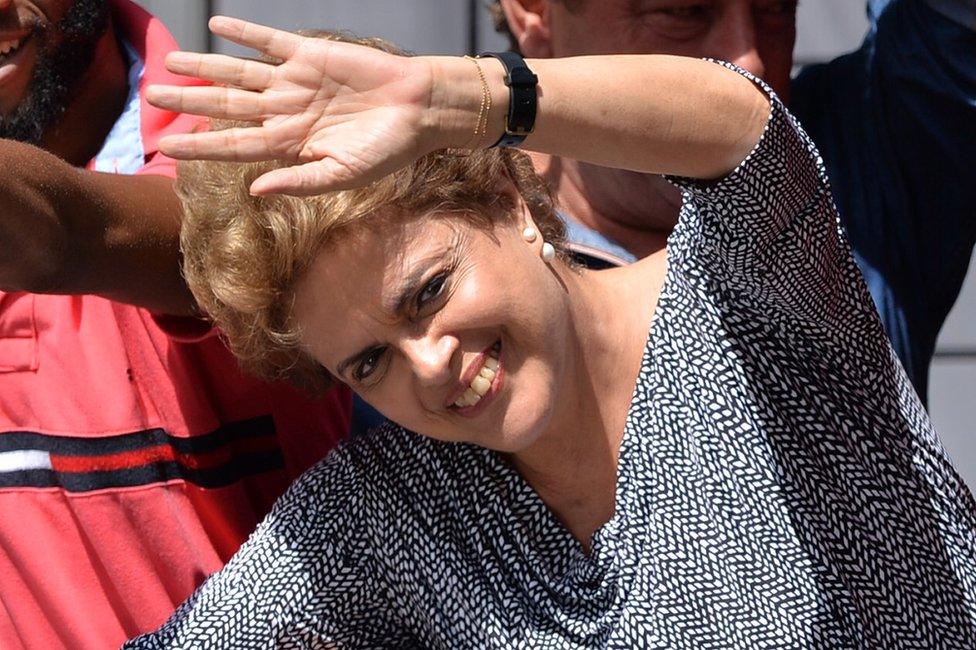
top-left (0, 3), bottom-right (350, 648)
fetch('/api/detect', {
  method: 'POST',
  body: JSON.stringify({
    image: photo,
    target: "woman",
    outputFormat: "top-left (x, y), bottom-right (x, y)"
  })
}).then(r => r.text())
top-left (129, 17), bottom-right (976, 648)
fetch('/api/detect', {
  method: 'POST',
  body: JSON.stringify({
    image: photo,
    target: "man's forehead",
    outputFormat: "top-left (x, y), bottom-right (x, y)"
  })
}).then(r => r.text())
top-left (553, 0), bottom-right (800, 18)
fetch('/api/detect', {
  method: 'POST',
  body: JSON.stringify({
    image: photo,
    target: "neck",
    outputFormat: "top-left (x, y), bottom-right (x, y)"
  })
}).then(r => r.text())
top-left (42, 21), bottom-right (129, 166)
top-left (509, 260), bottom-right (658, 550)
top-left (532, 152), bottom-right (679, 259)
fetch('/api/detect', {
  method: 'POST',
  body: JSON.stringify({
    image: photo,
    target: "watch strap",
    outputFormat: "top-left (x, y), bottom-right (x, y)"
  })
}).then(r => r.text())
top-left (478, 51), bottom-right (538, 148)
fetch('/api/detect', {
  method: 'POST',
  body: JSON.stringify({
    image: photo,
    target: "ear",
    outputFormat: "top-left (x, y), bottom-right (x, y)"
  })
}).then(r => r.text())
top-left (498, 0), bottom-right (553, 58)
top-left (494, 171), bottom-right (535, 230)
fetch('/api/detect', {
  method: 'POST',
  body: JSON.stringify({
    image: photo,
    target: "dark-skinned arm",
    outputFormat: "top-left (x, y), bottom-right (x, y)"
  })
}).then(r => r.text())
top-left (0, 138), bottom-right (196, 316)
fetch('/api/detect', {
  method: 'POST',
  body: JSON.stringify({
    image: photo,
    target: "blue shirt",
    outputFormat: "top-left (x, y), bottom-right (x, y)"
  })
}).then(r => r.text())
top-left (562, 0), bottom-right (976, 404)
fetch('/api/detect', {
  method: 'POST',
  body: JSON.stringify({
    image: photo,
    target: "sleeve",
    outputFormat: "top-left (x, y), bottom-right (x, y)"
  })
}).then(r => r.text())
top-left (136, 112), bottom-right (206, 180)
top-left (123, 448), bottom-right (411, 649)
top-left (666, 63), bottom-right (851, 325)
top-left (136, 150), bottom-right (180, 180)
top-left (791, 0), bottom-right (976, 322)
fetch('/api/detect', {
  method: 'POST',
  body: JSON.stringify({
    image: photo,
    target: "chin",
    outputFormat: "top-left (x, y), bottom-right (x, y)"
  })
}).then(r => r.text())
top-left (489, 399), bottom-right (554, 454)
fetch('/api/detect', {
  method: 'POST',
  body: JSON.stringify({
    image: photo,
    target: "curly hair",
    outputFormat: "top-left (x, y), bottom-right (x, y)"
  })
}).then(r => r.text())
top-left (176, 33), bottom-right (563, 393)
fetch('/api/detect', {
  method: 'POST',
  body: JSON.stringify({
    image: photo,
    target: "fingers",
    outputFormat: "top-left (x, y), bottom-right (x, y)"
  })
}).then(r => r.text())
top-left (159, 128), bottom-right (280, 162)
top-left (251, 159), bottom-right (356, 196)
top-left (147, 85), bottom-right (267, 122)
top-left (208, 15), bottom-right (303, 60)
top-left (164, 51), bottom-right (276, 91)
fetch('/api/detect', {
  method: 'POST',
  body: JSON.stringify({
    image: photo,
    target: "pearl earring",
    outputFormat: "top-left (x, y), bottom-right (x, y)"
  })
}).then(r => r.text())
top-left (521, 227), bottom-right (538, 243)
top-left (541, 242), bottom-right (556, 262)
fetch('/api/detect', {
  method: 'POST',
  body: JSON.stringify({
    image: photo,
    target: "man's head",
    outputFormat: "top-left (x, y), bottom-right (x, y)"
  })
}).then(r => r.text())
top-left (0, 0), bottom-right (111, 144)
top-left (492, 0), bottom-right (797, 98)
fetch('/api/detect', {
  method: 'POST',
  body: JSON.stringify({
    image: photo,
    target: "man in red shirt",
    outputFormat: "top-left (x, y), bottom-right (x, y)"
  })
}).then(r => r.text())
top-left (0, 1), bottom-right (350, 647)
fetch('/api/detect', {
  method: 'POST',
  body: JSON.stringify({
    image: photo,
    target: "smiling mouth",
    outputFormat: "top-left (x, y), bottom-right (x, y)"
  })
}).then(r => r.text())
top-left (0, 34), bottom-right (30, 65)
top-left (452, 341), bottom-right (501, 410)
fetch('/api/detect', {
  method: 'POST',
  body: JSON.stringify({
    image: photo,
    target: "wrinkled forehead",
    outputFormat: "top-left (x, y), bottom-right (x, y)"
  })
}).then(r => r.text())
top-left (290, 217), bottom-right (467, 356)
top-left (549, 0), bottom-right (799, 46)
top-left (335, 217), bottom-right (463, 302)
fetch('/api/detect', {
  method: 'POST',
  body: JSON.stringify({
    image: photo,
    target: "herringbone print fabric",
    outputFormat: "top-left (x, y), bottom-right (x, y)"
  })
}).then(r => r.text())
top-left (127, 68), bottom-right (976, 649)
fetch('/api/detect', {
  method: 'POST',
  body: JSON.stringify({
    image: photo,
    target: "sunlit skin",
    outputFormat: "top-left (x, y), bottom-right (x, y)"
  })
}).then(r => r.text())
top-left (293, 187), bottom-right (665, 546)
top-left (0, 0), bottom-right (127, 163)
top-left (499, 0), bottom-right (798, 258)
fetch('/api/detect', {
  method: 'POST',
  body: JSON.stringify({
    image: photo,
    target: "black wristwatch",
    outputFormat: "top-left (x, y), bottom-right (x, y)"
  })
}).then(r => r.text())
top-left (478, 51), bottom-right (538, 148)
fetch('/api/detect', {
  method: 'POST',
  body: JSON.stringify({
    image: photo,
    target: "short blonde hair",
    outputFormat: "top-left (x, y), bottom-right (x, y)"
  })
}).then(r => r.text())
top-left (176, 34), bottom-right (563, 392)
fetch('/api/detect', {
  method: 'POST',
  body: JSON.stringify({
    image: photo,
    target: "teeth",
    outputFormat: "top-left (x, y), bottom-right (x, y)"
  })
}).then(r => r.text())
top-left (0, 39), bottom-right (22, 57)
top-left (470, 376), bottom-right (491, 396)
top-left (453, 346), bottom-right (501, 409)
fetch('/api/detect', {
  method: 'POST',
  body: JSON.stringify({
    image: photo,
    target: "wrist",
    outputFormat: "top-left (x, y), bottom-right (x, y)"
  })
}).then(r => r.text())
top-left (423, 56), bottom-right (506, 151)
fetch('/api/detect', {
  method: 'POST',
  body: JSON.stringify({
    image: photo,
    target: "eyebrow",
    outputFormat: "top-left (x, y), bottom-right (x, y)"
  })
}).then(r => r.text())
top-left (389, 263), bottom-right (439, 316)
top-left (334, 241), bottom-right (460, 379)
top-left (387, 232), bottom-right (462, 315)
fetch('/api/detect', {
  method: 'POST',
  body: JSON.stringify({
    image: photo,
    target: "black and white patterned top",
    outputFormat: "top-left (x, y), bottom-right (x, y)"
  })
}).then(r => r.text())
top-left (127, 71), bottom-right (976, 649)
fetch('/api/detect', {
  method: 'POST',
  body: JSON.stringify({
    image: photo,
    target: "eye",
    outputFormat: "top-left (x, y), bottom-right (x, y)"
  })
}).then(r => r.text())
top-left (637, 2), bottom-right (715, 40)
top-left (658, 4), bottom-right (710, 19)
top-left (353, 347), bottom-right (387, 383)
top-left (758, 0), bottom-right (798, 15)
top-left (416, 273), bottom-right (448, 310)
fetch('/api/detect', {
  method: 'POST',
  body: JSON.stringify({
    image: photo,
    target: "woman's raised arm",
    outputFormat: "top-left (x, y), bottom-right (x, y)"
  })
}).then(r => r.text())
top-left (146, 16), bottom-right (769, 197)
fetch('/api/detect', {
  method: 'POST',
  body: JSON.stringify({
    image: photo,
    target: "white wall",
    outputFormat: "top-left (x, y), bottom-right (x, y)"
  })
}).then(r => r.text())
top-left (931, 264), bottom-right (976, 487)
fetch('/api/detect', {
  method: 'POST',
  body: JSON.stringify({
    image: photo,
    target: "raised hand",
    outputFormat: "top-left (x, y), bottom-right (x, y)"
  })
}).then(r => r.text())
top-left (146, 17), bottom-right (442, 196)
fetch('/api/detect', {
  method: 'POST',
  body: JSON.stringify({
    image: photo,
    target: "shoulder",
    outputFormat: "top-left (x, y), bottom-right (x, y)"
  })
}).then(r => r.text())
top-left (341, 422), bottom-right (468, 490)
top-left (283, 422), bottom-right (450, 507)
top-left (122, 438), bottom-right (405, 649)
top-left (255, 441), bottom-right (369, 544)
top-left (337, 423), bottom-right (492, 531)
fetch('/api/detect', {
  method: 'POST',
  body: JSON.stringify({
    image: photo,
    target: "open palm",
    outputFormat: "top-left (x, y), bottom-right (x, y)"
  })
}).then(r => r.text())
top-left (147, 16), bottom-right (436, 196)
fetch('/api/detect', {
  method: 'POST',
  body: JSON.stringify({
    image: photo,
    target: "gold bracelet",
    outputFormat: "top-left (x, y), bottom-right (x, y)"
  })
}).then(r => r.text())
top-left (463, 55), bottom-right (492, 148)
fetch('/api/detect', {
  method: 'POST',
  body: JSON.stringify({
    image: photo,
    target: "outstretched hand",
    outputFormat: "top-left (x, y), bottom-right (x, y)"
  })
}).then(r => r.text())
top-left (146, 16), bottom-right (440, 196)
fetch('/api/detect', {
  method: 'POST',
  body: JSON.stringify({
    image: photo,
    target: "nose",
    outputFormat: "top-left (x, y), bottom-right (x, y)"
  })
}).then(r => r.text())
top-left (401, 333), bottom-right (458, 389)
top-left (711, 6), bottom-right (766, 81)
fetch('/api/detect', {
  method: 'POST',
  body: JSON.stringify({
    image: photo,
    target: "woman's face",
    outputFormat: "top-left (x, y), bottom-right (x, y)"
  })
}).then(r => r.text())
top-left (292, 208), bottom-right (574, 452)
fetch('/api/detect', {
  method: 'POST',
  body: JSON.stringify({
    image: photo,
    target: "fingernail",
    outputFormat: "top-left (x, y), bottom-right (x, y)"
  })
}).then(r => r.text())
top-left (146, 86), bottom-right (171, 104)
top-left (157, 135), bottom-right (174, 155)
